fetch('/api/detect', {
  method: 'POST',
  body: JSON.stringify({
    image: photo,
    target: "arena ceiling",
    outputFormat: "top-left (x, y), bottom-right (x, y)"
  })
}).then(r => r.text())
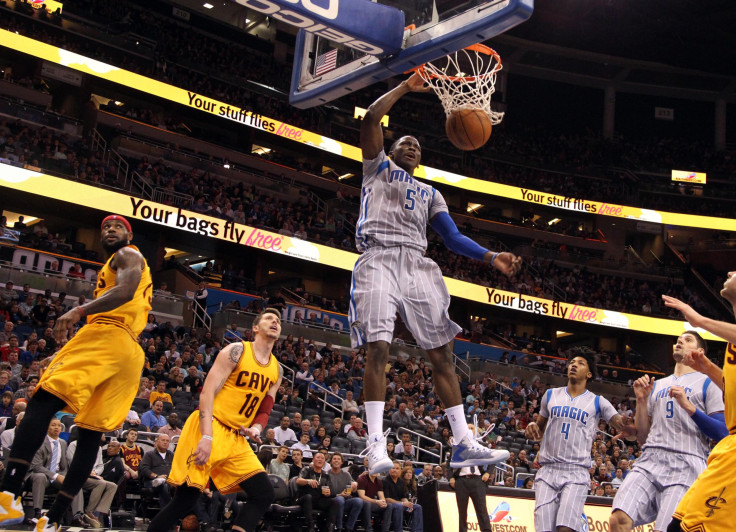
top-left (164, 0), bottom-right (736, 102)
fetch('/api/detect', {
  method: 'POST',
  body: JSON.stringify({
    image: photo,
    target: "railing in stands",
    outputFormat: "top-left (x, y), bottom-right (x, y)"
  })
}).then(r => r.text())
top-left (91, 128), bottom-right (129, 189)
top-left (308, 384), bottom-right (345, 417)
top-left (453, 352), bottom-right (471, 381)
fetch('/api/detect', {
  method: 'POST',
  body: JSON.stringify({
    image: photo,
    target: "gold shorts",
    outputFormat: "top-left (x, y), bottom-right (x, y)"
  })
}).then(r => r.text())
top-left (167, 412), bottom-right (264, 495)
top-left (39, 320), bottom-right (144, 432)
top-left (674, 434), bottom-right (736, 532)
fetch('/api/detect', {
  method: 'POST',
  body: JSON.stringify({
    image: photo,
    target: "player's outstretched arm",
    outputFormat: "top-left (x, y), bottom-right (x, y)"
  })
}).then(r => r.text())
top-left (55, 246), bottom-right (145, 341)
top-left (192, 342), bottom-right (243, 465)
top-left (361, 73), bottom-right (429, 160)
top-left (429, 212), bottom-right (522, 277)
top-left (663, 294), bottom-right (736, 344)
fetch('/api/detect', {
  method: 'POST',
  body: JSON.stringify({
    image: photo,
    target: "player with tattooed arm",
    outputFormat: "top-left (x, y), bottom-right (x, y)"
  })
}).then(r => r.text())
top-left (147, 308), bottom-right (284, 532)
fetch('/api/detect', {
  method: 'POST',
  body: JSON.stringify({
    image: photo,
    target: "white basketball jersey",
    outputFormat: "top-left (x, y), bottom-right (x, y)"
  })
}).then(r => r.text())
top-left (357, 151), bottom-right (448, 253)
top-left (644, 371), bottom-right (724, 459)
top-left (538, 387), bottom-right (617, 468)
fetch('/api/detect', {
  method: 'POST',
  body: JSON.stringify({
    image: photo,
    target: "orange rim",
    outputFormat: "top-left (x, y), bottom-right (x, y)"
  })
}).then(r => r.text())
top-left (407, 44), bottom-right (502, 81)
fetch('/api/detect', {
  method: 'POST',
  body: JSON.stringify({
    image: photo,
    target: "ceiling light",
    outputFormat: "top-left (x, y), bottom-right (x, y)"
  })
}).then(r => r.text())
top-left (548, 218), bottom-right (561, 225)
top-left (338, 173), bottom-right (354, 180)
top-left (466, 203), bottom-right (483, 213)
top-left (203, 3), bottom-right (214, 8)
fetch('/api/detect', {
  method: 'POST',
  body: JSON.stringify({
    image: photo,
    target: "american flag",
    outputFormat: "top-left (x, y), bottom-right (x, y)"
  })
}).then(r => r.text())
top-left (314, 49), bottom-right (338, 76)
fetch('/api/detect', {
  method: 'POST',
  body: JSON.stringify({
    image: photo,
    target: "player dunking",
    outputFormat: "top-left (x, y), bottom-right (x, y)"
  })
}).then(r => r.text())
top-left (609, 330), bottom-right (726, 532)
top-left (147, 308), bottom-right (283, 532)
top-left (0, 215), bottom-right (151, 532)
top-left (351, 73), bottom-right (522, 474)
top-left (525, 354), bottom-right (636, 532)
top-left (663, 289), bottom-right (736, 532)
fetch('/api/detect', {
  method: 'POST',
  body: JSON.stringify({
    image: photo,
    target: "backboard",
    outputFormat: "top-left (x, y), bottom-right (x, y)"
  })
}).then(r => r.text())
top-left (290, 0), bottom-right (534, 108)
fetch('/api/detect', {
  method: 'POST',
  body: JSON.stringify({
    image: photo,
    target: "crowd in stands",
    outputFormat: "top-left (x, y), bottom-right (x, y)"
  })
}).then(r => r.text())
top-left (3, 0), bottom-right (736, 222)
top-left (0, 273), bottom-right (657, 528)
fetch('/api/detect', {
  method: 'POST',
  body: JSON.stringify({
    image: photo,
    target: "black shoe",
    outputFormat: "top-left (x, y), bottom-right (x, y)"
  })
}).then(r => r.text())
top-left (71, 515), bottom-right (90, 528)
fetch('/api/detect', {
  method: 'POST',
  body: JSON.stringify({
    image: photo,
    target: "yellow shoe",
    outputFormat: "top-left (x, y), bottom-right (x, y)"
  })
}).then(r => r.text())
top-left (34, 515), bottom-right (61, 532)
top-left (0, 490), bottom-right (24, 525)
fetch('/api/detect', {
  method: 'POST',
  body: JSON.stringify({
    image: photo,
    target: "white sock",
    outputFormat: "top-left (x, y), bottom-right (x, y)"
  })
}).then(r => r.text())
top-left (445, 405), bottom-right (470, 442)
top-left (365, 401), bottom-right (385, 437)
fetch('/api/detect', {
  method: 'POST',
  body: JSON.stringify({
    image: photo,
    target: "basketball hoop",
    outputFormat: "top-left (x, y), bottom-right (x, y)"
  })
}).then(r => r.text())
top-left (415, 44), bottom-right (504, 125)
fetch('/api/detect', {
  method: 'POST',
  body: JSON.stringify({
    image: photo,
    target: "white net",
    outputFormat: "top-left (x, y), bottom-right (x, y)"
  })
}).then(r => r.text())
top-left (416, 44), bottom-right (504, 125)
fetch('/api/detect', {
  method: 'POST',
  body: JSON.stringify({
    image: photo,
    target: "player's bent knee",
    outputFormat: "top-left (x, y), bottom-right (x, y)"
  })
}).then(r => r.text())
top-left (666, 518), bottom-right (683, 532)
top-left (609, 510), bottom-right (633, 532)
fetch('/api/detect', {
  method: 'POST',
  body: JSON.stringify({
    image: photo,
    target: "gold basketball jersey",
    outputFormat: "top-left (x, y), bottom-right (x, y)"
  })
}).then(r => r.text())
top-left (91, 245), bottom-right (152, 336)
top-left (212, 341), bottom-right (279, 431)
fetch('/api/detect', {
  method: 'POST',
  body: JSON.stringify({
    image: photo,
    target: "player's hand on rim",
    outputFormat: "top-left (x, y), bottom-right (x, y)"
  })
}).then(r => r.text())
top-left (403, 72), bottom-right (431, 93)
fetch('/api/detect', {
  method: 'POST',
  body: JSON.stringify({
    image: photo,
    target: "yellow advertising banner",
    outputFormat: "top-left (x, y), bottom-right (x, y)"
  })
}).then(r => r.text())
top-left (2, 29), bottom-right (735, 231)
top-left (436, 491), bottom-right (655, 532)
top-left (0, 166), bottom-right (726, 342)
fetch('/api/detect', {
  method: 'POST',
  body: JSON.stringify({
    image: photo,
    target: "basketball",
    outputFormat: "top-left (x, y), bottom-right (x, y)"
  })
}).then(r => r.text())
top-left (180, 514), bottom-right (199, 531)
top-left (445, 107), bottom-right (493, 151)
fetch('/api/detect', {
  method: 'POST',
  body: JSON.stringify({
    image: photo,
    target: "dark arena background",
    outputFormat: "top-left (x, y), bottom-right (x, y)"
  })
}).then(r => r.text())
top-left (0, 0), bottom-right (735, 530)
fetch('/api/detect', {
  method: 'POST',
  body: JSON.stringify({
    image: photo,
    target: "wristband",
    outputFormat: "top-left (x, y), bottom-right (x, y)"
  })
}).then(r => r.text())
top-left (77, 306), bottom-right (87, 317)
top-left (490, 252), bottom-right (499, 267)
top-left (201, 435), bottom-right (213, 441)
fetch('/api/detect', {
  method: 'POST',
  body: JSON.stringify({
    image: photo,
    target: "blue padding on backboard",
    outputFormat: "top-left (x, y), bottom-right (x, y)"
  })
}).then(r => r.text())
top-left (236, 0), bottom-right (405, 55)
top-left (290, 0), bottom-right (534, 108)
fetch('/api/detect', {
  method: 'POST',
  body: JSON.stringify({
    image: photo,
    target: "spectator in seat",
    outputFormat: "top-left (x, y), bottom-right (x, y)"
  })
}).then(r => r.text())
top-left (1, 411), bottom-right (23, 456)
top-left (1, 335), bottom-right (20, 363)
top-left (14, 376), bottom-right (39, 405)
top-left (296, 419), bottom-right (313, 441)
top-left (346, 417), bottom-right (367, 442)
top-left (295, 451), bottom-right (338, 532)
top-left (119, 429), bottom-right (143, 505)
top-left (140, 400), bottom-right (167, 432)
top-left (262, 428), bottom-right (277, 447)
top-left (291, 432), bottom-right (313, 459)
top-left (223, 323), bottom-right (242, 342)
top-left (266, 446), bottom-right (291, 482)
top-left (0, 390), bottom-right (13, 417)
top-left (274, 416), bottom-right (297, 445)
top-left (26, 419), bottom-right (70, 522)
top-left (66, 435), bottom-right (118, 528)
top-left (157, 413), bottom-right (181, 444)
top-left (100, 440), bottom-right (125, 485)
top-left (0, 373), bottom-right (12, 395)
top-left (289, 448), bottom-right (304, 479)
top-left (390, 402), bottom-right (411, 431)
top-left (328, 452), bottom-right (363, 532)
top-left (357, 456), bottom-right (393, 532)
top-left (341, 390), bottom-right (360, 416)
top-left (139, 433), bottom-right (174, 507)
top-left (383, 461), bottom-right (423, 532)
top-left (416, 463), bottom-right (433, 485)
top-left (326, 417), bottom-right (343, 438)
top-left (149, 380), bottom-right (172, 405)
